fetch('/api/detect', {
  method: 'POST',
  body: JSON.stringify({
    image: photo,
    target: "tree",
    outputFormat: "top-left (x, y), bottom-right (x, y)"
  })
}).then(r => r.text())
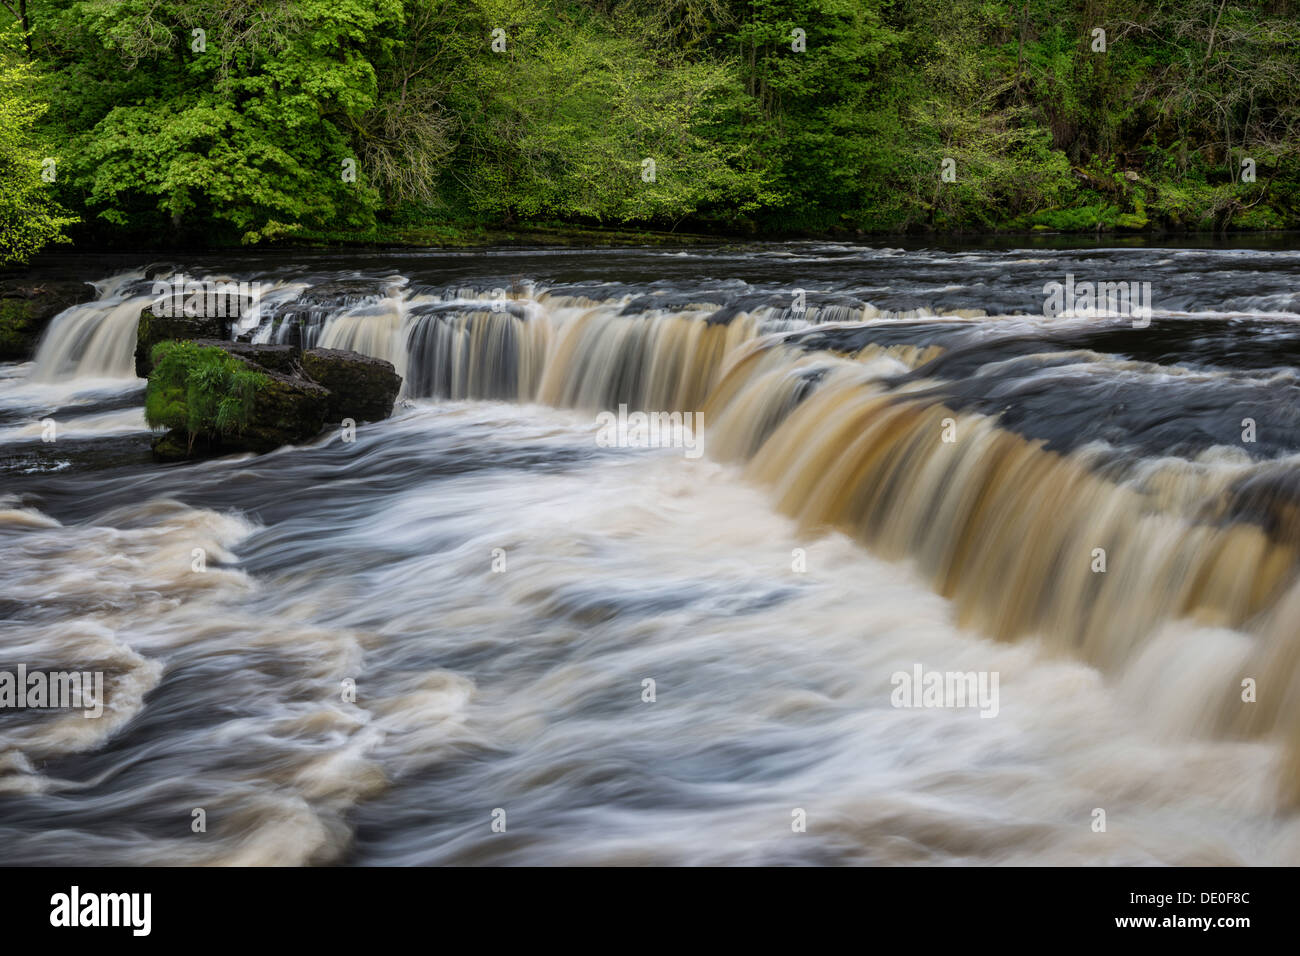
top-left (0, 28), bottom-right (75, 265)
top-left (47, 0), bottom-right (399, 242)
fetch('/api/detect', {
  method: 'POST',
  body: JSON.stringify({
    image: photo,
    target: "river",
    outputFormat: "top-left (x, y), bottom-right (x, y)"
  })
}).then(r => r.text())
top-left (2, 240), bottom-right (1299, 865)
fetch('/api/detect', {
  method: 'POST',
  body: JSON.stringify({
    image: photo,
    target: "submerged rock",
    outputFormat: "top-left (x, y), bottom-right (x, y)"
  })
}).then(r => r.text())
top-left (0, 279), bottom-right (96, 362)
top-left (301, 348), bottom-right (402, 423)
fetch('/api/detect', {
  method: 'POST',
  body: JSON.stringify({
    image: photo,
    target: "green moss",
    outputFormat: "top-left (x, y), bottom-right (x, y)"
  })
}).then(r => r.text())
top-left (0, 298), bottom-right (34, 360)
top-left (145, 342), bottom-right (270, 452)
top-left (136, 309), bottom-right (151, 350)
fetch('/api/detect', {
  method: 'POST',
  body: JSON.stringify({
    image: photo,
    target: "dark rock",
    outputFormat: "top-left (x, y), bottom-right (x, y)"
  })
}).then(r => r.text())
top-left (177, 340), bottom-right (399, 423)
top-left (0, 279), bottom-right (96, 362)
top-left (150, 429), bottom-right (211, 461)
top-left (141, 315), bottom-right (399, 459)
top-left (188, 339), bottom-right (298, 375)
top-left (229, 364), bottom-right (330, 453)
top-left (301, 347), bottom-right (402, 423)
top-left (135, 309), bottom-right (228, 377)
top-left (151, 357), bottom-right (330, 461)
top-left (298, 279), bottom-right (394, 308)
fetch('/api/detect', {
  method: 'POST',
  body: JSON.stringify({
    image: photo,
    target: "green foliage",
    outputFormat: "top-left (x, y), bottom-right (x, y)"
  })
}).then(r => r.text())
top-left (0, 28), bottom-right (77, 264)
top-left (432, 1), bottom-right (769, 225)
top-left (37, 0), bottom-right (397, 242)
top-left (145, 341), bottom-right (268, 449)
top-left (8, 0), bottom-right (1300, 237)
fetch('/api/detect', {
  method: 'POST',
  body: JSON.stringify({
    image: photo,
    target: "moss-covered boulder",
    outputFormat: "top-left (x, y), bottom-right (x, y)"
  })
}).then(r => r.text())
top-left (301, 348), bottom-right (402, 423)
top-left (0, 279), bottom-right (96, 362)
top-left (146, 341), bottom-right (329, 461)
top-left (135, 309), bottom-right (228, 377)
top-left (223, 367), bottom-right (330, 456)
top-left (140, 324), bottom-right (400, 459)
top-left (188, 339), bottom-right (298, 375)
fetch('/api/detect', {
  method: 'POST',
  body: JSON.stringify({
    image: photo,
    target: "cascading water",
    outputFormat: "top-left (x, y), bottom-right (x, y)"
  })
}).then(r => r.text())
top-left (30, 272), bottom-right (155, 382)
top-left (5, 244), bottom-right (1300, 864)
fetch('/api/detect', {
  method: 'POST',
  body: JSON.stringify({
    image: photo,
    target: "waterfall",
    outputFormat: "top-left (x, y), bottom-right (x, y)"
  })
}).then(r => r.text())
top-left (31, 272), bottom-right (153, 381)
top-left (23, 266), bottom-right (1300, 798)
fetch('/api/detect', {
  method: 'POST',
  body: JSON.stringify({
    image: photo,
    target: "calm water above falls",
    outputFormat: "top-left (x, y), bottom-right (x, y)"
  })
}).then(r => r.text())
top-left (2, 242), bottom-right (1300, 865)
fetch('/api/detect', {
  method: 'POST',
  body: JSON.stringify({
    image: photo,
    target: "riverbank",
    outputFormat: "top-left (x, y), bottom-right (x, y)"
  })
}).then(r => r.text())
top-left (295, 218), bottom-right (1300, 249)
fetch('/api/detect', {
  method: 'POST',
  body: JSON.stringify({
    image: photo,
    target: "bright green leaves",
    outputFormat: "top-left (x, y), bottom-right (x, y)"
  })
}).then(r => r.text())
top-left (49, 0), bottom-right (395, 242)
top-left (0, 29), bottom-right (77, 265)
top-left (446, 3), bottom-right (766, 225)
top-left (145, 340), bottom-right (267, 445)
top-left (13, 0), bottom-right (1300, 239)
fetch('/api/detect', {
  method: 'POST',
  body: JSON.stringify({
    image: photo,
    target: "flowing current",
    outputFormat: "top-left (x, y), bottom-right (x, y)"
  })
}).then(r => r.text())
top-left (3, 242), bottom-right (1300, 865)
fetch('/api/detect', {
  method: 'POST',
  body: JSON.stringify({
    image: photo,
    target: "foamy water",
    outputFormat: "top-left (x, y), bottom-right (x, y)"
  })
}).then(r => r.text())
top-left (3, 243), bottom-right (1299, 865)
